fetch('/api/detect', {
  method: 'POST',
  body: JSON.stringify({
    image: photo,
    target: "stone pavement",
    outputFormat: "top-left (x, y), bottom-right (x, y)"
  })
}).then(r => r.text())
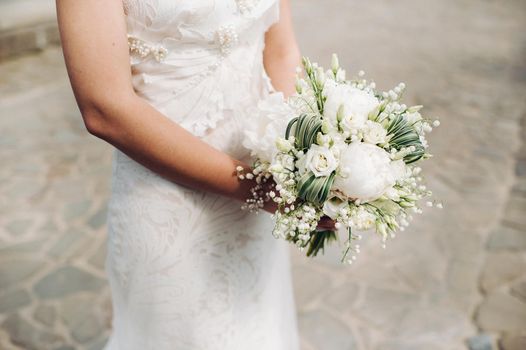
top-left (0, 0), bottom-right (58, 60)
top-left (0, 0), bottom-right (525, 349)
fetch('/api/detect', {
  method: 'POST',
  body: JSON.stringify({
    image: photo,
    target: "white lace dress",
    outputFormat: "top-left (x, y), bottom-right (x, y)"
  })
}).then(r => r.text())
top-left (103, 1), bottom-right (300, 349)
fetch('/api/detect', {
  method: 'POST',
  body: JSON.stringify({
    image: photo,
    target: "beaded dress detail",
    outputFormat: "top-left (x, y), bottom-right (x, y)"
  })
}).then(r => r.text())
top-left (104, 1), bottom-right (300, 349)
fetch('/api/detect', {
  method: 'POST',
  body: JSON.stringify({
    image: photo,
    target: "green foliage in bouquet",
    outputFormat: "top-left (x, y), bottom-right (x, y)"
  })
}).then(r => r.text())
top-left (297, 172), bottom-right (336, 206)
top-left (285, 113), bottom-right (336, 206)
top-left (385, 114), bottom-right (425, 164)
top-left (306, 230), bottom-right (338, 257)
top-left (301, 57), bottom-right (326, 114)
top-left (285, 113), bottom-right (323, 151)
top-left (241, 54), bottom-right (441, 264)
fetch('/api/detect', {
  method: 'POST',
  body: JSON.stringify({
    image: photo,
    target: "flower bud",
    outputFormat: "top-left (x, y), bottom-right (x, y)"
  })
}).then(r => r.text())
top-left (336, 104), bottom-right (345, 123)
top-left (335, 68), bottom-right (346, 81)
top-left (302, 57), bottom-right (312, 71)
top-left (399, 200), bottom-right (414, 208)
top-left (407, 105), bottom-right (423, 113)
top-left (295, 80), bottom-right (303, 94)
top-left (316, 67), bottom-right (325, 86)
top-left (331, 53), bottom-right (340, 72)
top-left (376, 222), bottom-right (387, 238)
top-left (317, 133), bottom-right (329, 145)
top-left (276, 137), bottom-right (293, 152)
top-left (269, 164), bottom-right (284, 172)
top-left (321, 120), bottom-right (332, 133)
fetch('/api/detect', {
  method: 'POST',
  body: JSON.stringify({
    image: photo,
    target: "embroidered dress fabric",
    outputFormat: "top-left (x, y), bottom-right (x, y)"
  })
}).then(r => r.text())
top-left (103, 0), bottom-right (300, 349)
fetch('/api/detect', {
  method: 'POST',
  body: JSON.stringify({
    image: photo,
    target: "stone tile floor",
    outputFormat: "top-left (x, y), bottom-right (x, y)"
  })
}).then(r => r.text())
top-left (0, 0), bottom-right (525, 349)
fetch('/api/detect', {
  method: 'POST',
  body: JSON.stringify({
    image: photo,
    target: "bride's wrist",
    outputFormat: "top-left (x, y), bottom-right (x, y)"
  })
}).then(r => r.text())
top-left (261, 180), bottom-right (294, 215)
top-left (234, 163), bottom-right (291, 215)
top-left (261, 179), bottom-right (281, 214)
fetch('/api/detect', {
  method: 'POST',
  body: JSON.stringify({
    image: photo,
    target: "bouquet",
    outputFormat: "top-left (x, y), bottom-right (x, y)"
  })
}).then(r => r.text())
top-left (239, 55), bottom-right (441, 263)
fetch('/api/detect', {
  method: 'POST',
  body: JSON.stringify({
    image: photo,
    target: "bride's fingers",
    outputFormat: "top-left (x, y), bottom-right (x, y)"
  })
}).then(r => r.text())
top-left (316, 216), bottom-right (336, 230)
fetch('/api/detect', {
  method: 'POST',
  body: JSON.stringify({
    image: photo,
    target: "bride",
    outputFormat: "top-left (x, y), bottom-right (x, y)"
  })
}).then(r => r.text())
top-left (56, 0), bottom-right (335, 348)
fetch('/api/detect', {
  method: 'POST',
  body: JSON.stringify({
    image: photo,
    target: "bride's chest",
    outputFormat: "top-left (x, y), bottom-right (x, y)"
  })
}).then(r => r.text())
top-left (124, 0), bottom-right (271, 33)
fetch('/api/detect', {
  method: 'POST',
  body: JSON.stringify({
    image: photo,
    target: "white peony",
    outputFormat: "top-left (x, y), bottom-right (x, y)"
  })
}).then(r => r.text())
top-left (389, 158), bottom-right (408, 181)
top-left (323, 81), bottom-right (380, 132)
top-left (303, 144), bottom-right (339, 177)
top-left (242, 92), bottom-right (294, 162)
top-left (363, 120), bottom-right (387, 145)
top-left (333, 142), bottom-right (406, 202)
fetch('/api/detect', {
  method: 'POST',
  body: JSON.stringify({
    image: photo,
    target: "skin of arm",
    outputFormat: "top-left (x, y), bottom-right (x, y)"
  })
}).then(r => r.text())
top-left (263, 0), bottom-right (301, 97)
top-left (56, 0), bottom-right (334, 229)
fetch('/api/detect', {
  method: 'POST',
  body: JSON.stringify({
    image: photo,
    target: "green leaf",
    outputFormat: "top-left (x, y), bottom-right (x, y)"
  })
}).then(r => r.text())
top-left (285, 113), bottom-right (324, 151)
top-left (285, 116), bottom-right (299, 140)
top-left (306, 230), bottom-right (338, 257)
top-left (387, 114), bottom-right (425, 163)
top-left (297, 171), bottom-right (336, 206)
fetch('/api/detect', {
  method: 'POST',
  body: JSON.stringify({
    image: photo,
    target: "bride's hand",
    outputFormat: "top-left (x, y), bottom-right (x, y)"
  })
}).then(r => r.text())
top-left (316, 215), bottom-right (337, 231)
top-left (263, 196), bottom-right (337, 232)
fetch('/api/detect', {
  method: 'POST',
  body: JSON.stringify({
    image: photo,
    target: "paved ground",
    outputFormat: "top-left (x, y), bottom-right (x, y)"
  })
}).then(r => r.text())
top-left (1, 0), bottom-right (525, 349)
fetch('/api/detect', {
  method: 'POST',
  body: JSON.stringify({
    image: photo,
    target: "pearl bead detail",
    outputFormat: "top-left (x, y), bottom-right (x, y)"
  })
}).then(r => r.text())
top-left (129, 23), bottom-right (242, 98)
top-left (128, 35), bottom-right (168, 62)
top-left (235, 0), bottom-right (260, 14)
top-left (215, 25), bottom-right (239, 55)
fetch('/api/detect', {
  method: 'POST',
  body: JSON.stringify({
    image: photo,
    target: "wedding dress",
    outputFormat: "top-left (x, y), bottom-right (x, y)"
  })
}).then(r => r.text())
top-left (103, 0), bottom-right (300, 349)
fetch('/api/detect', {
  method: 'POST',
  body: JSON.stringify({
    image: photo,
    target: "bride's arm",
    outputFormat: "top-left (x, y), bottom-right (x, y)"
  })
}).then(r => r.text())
top-left (263, 0), bottom-right (301, 97)
top-left (56, 0), bottom-right (274, 210)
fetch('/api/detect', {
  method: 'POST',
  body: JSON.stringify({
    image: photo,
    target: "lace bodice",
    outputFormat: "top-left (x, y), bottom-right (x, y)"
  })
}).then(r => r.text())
top-left (122, 0), bottom-right (279, 137)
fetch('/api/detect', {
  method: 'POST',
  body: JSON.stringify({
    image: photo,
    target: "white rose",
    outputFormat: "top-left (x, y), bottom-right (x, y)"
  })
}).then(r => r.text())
top-left (333, 142), bottom-right (405, 202)
top-left (363, 120), bottom-right (387, 145)
top-left (304, 144), bottom-right (339, 177)
top-left (322, 193), bottom-right (348, 220)
top-left (323, 82), bottom-right (380, 131)
top-left (242, 92), bottom-right (294, 162)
